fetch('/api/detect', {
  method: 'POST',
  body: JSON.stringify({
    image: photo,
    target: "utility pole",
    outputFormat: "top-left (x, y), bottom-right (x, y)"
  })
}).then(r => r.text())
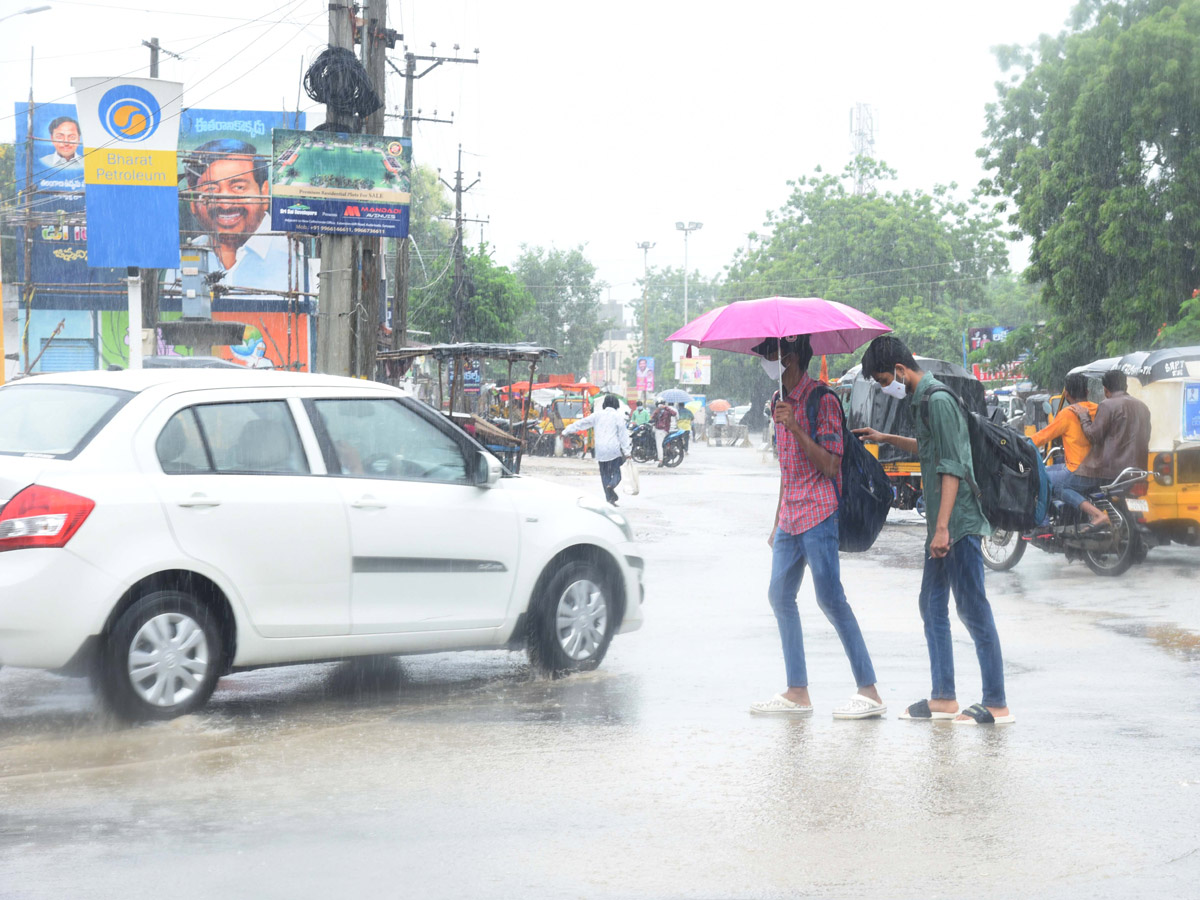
top-left (140, 38), bottom-right (180, 350)
top-left (21, 48), bottom-right (33, 370)
top-left (141, 37), bottom-right (182, 77)
top-left (316, 2), bottom-right (356, 376)
top-left (354, 0), bottom-right (392, 379)
top-left (441, 144), bottom-right (479, 342)
top-left (386, 45), bottom-right (478, 350)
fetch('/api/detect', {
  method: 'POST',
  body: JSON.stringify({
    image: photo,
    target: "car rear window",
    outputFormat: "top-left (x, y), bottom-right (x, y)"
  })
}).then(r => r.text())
top-left (0, 384), bottom-right (132, 459)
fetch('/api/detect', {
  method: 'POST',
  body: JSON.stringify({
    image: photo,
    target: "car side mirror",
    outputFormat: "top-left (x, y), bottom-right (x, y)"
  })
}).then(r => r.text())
top-left (473, 450), bottom-right (502, 487)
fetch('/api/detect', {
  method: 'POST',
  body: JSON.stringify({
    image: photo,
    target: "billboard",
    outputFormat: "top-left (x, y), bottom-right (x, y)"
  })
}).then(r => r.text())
top-left (636, 357), bottom-right (655, 392)
top-left (270, 129), bottom-right (411, 238)
top-left (969, 326), bottom-right (1013, 351)
top-left (72, 77), bottom-right (182, 267)
top-left (678, 355), bottom-right (711, 386)
top-left (14, 102), bottom-right (311, 371)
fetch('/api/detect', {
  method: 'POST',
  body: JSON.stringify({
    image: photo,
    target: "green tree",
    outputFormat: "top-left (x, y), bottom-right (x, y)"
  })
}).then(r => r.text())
top-left (721, 157), bottom-right (1011, 377)
top-left (980, 0), bottom-right (1200, 385)
top-left (513, 245), bottom-right (608, 377)
top-left (407, 243), bottom-right (533, 345)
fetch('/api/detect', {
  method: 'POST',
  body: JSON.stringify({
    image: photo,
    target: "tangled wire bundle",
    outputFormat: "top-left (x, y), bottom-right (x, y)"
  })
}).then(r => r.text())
top-left (303, 46), bottom-right (382, 120)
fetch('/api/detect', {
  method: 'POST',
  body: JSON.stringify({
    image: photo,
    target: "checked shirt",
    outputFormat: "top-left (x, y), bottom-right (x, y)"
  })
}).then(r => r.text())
top-left (775, 374), bottom-right (843, 535)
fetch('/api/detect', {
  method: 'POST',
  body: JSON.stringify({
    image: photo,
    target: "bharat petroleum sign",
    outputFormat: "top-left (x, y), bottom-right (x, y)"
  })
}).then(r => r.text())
top-left (72, 75), bottom-right (182, 268)
top-left (98, 84), bottom-right (162, 142)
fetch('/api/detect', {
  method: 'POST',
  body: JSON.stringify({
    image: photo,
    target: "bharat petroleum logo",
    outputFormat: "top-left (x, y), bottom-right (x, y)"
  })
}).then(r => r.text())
top-left (98, 85), bottom-right (162, 143)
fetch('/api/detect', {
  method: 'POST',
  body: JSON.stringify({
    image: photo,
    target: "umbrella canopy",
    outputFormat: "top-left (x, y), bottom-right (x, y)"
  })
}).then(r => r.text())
top-left (666, 296), bottom-right (891, 356)
top-left (658, 388), bottom-right (692, 403)
top-left (685, 400), bottom-right (704, 414)
top-left (708, 399), bottom-right (732, 412)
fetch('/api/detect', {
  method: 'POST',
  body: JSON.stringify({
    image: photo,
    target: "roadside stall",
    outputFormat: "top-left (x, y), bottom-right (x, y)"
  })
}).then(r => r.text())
top-left (376, 342), bottom-right (559, 473)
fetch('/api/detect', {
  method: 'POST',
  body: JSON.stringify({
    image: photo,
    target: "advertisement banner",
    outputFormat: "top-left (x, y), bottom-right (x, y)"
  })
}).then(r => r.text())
top-left (71, 77), bottom-right (183, 267)
top-left (1184, 382), bottom-right (1200, 442)
top-left (270, 129), bottom-right (411, 238)
top-left (969, 326), bottom-right (1014, 351)
top-left (14, 102), bottom-right (311, 371)
top-left (178, 108), bottom-right (308, 306)
top-left (678, 355), bottom-right (711, 385)
top-left (636, 357), bottom-right (655, 392)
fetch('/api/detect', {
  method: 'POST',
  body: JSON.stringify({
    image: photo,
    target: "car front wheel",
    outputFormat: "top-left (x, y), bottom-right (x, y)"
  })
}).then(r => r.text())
top-left (98, 590), bottom-right (223, 721)
top-left (527, 560), bottom-right (616, 676)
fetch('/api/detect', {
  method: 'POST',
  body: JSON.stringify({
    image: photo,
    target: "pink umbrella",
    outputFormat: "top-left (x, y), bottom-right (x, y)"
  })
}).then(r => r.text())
top-left (666, 296), bottom-right (891, 356)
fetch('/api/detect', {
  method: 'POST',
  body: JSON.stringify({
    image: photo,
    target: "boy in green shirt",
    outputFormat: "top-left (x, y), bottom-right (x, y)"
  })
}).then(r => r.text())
top-left (854, 336), bottom-right (1014, 726)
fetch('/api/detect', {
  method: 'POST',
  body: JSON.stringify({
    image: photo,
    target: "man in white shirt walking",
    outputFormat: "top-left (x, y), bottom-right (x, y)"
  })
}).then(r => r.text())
top-left (564, 395), bottom-right (632, 505)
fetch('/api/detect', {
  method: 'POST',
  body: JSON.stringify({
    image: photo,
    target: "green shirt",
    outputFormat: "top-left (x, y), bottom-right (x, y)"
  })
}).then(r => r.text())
top-left (631, 408), bottom-right (651, 426)
top-left (910, 372), bottom-right (991, 549)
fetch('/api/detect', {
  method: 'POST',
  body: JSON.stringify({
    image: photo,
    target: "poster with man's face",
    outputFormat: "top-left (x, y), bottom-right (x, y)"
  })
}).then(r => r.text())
top-left (636, 357), bottom-right (656, 392)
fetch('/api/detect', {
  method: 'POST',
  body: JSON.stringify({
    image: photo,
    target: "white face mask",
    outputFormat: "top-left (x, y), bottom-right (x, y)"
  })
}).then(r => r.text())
top-left (880, 375), bottom-right (907, 400)
top-left (759, 357), bottom-right (784, 380)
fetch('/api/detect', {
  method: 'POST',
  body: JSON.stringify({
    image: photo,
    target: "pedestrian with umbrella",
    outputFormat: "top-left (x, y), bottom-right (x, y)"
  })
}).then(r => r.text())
top-left (668, 297), bottom-right (891, 719)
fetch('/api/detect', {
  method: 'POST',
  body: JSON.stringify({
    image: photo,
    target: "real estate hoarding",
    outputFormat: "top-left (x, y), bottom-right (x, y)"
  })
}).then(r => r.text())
top-left (270, 128), bottom-right (411, 238)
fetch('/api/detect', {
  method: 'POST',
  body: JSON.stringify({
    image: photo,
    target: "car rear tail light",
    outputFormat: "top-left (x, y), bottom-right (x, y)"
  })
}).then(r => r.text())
top-left (0, 485), bottom-right (95, 551)
top-left (1154, 452), bottom-right (1174, 486)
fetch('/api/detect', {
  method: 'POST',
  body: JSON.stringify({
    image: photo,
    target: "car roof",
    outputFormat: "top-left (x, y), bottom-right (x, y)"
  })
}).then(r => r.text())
top-left (7, 368), bottom-right (405, 397)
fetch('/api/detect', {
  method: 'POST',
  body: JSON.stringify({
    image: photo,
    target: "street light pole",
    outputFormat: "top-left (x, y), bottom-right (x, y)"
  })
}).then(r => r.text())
top-left (675, 221), bottom-right (702, 325)
top-left (635, 241), bottom-right (654, 404)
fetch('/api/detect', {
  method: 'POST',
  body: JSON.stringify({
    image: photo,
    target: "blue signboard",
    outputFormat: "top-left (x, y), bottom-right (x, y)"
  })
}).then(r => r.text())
top-left (1184, 382), bottom-right (1200, 442)
top-left (270, 129), bottom-right (411, 238)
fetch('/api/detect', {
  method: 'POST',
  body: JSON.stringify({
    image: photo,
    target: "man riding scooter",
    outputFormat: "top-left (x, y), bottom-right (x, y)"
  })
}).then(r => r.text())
top-left (1031, 373), bottom-right (1110, 533)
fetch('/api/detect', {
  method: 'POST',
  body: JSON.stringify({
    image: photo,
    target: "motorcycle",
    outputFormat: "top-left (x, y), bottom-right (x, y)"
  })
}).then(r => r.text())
top-left (981, 465), bottom-right (1152, 576)
top-left (630, 423), bottom-right (689, 467)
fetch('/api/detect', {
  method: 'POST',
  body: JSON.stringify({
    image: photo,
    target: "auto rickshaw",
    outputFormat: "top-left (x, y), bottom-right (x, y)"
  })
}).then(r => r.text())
top-left (845, 357), bottom-right (987, 511)
top-left (1064, 348), bottom-right (1200, 553)
top-left (1130, 375), bottom-right (1200, 549)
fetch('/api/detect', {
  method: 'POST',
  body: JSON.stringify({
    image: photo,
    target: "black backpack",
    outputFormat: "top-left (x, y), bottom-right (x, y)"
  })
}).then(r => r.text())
top-left (803, 386), bottom-right (893, 552)
top-left (918, 385), bottom-right (1048, 532)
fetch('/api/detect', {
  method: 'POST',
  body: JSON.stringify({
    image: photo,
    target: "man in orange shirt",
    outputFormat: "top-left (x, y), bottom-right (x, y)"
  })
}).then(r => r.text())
top-left (1031, 373), bottom-right (1109, 530)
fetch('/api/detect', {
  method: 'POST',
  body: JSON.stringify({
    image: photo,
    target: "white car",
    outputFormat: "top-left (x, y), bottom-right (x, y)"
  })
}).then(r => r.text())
top-left (0, 370), bottom-right (643, 720)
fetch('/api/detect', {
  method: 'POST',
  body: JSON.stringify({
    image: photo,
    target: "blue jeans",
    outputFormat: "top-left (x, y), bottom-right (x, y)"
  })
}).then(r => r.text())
top-left (768, 513), bottom-right (877, 689)
top-left (598, 456), bottom-right (623, 489)
top-left (918, 535), bottom-right (1006, 708)
top-left (1046, 463), bottom-right (1102, 513)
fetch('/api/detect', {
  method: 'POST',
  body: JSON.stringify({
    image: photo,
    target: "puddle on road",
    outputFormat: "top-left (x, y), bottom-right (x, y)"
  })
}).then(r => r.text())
top-left (1103, 620), bottom-right (1200, 663)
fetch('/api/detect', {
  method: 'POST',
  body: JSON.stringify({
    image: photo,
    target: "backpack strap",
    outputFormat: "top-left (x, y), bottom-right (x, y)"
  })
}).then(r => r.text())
top-left (916, 383), bottom-right (982, 499)
top-left (804, 384), bottom-right (844, 495)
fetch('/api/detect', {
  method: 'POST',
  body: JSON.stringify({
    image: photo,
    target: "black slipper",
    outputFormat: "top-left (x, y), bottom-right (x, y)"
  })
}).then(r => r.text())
top-left (898, 699), bottom-right (956, 720)
top-left (953, 702), bottom-right (1016, 725)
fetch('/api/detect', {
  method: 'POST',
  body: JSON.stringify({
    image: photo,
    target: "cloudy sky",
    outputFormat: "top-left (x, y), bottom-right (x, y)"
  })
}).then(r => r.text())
top-left (1, 0), bottom-right (1080, 303)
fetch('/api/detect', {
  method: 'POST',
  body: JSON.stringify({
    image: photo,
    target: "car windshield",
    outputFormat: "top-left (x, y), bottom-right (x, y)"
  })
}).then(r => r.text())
top-left (0, 384), bottom-right (131, 458)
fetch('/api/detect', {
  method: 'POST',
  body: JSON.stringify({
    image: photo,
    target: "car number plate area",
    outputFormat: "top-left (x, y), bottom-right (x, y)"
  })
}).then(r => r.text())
top-left (1125, 498), bottom-right (1149, 512)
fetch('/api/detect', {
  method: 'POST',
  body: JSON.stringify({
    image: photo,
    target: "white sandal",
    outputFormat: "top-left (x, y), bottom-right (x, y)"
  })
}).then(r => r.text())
top-left (750, 693), bottom-right (813, 717)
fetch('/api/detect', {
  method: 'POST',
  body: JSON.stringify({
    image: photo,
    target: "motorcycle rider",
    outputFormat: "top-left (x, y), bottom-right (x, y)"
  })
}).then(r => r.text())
top-left (651, 400), bottom-right (677, 467)
top-left (1032, 373), bottom-right (1109, 532)
top-left (1073, 369), bottom-right (1152, 483)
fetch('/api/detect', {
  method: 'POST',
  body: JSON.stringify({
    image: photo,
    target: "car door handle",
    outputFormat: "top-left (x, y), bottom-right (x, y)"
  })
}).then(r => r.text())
top-left (351, 495), bottom-right (387, 509)
top-left (178, 492), bottom-right (221, 508)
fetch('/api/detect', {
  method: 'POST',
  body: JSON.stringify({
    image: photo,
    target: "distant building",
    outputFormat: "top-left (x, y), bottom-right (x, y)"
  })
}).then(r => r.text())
top-left (591, 300), bottom-right (636, 394)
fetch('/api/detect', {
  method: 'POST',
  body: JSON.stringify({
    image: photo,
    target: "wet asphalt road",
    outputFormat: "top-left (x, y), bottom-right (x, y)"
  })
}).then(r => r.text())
top-left (2, 439), bottom-right (1199, 899)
